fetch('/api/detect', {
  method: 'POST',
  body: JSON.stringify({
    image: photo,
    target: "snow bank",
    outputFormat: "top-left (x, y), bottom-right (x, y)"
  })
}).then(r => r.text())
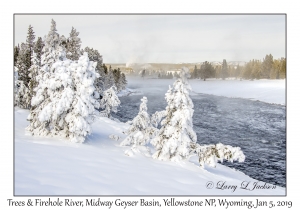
top-left (189, 79), bottom-right (285, 105)
top-left (15, 108), bottom-right (285, 195)
top-left (126, 77), bottom-right (285, 105)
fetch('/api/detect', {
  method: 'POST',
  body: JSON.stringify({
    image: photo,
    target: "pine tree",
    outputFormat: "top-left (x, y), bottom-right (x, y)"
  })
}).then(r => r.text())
top-left (66, 27), bottom-right (81, 60)
top-left (261, 54), bottom-right (273, 79)
top-left (151, 67), bottom-right (197, 161)
top-left (14, 46), bottom-right (19, 66)
top-left (99, 86), bottom-right (120, 119)
top-left (34, 37), bottom-right (44, 65)
top-left (200, 61), bottom-right (214, 81)
top-left (15, 80), bottom-right (31, 109)
top-left (41, 19), bottom-right (64, 72)
top-left (26, 25), bottom-right (35, 66)
top-left (192, 65), bottom-right (198, 79)
top-left (104, 69), bottom-right (115, 90)
top-left (221, 59), bottom-right (228, 80)
top-left (60, 35), bottom-right (67, 49)
top-left (83, 47), bottom-right (105, 96)
top-left (279, 57), bottom-right (286, 79)
top-left (120, 97), bottom-right (157, 147)
top-left (28, 52), bottom-right (41, 100)
top-left (15, 44), bottom-right (31, 86)
top-left (120, 73), bottom-right (127, 91)
top-left (27, 52), bottom-right (100, 143)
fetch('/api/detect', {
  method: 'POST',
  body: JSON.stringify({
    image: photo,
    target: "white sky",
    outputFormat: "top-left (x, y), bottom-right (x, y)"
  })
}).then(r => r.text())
top-left (15, 14), bottom-right (285, 63)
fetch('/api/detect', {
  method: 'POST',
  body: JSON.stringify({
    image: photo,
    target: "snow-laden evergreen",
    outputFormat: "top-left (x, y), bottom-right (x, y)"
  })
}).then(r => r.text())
top-left (151, 67), bottom-right (197, 161)
top-left (120, 97), bottom-right (157, 147)
top-left (27, 52), bottom-right (100, 143)
top-left (28, 52), bottom-right (41, 102)
top-left (33, 37), bottom-right (44, 65)
top-left (104, 69), bottom-right (115, 91)
top-left (66, 27), bottom-right (81, 61)
top-left (193, 143), bottom-right (245, 168)
top-left (120, 72), bottom-right (127, 91)
top-left (26, 25), bottom-right (35, 64)
top-left (15, 80), bottom-right (31, 109)
top-left (41, 19), bottom-right (65, 72)
top-left (99, 86), bottom-right (120, 119)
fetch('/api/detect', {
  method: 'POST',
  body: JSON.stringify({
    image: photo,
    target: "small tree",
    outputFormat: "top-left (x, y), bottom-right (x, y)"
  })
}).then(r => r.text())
top-left (119, 73), bottom-right (127, 91)
top-left (200, 61), bottom-right (214, 81)
top-left (41, 19), bottom-right (64, 72)
top-left (221, 59), bottom-right (228, 80)
top-left (28, 52), bottom-right (41, 100)
top-left (103, 69), bottom-right (115, 90)
top-left (66, 27), bottom-right (81, 60)
top-left (120, 97), bottom-right (157, 147)
top-left (26, 25), bottom-right (35, 66)
top-left (261, 54), bottom-right (273, 79)
top-left (151, 67), bottom-right (197, 161)
top-left (99, 86), bottom-right (120, 119)
top-left (34, 37), bottom-right (44, 65)
top-left (14, 46), bottom-right (20, 66)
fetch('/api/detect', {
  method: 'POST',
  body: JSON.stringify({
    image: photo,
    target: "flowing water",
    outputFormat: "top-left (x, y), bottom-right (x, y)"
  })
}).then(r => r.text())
top-left (112, 86), bottom-right (286, 187)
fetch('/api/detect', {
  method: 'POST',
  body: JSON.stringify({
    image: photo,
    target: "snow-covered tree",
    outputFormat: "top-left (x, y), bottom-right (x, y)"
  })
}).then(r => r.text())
top-left (83, 47), bottom-right (105, 97)
top-left (120, 97), bottom-right (157, 147)
top-left (14, 45), bottom-right (19, 66)
top-left (26, 25), bottom-right (35, 65)
top-left (151, 67), bottom-right (197, 161)
top-left (66, 27), bottom-right (81, 60)
top-left (104, 69), bottom-right (115, 91)
top-left (15, 79), bottom-right (31, 109)
top-left (99, 86), bottom-right (120, 119)
top-left (119, 72), bottom-right (127, 91)
top-left (193, 143), bottom-right (245, 168)
top-left (113, 69), bottom-right (121, 92)
top-left (28, 52), bottom-right (41, 100)
top-left (34, 37), bottom-right (44, 65)
top-left (27, 52), bottom-right (100, 143)
top-left (41, 19), bottom-right (65, 72)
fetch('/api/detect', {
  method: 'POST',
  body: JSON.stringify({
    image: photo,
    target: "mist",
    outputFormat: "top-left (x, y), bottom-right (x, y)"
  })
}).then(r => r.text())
top-left (15, 14), bottom-right (285, 63)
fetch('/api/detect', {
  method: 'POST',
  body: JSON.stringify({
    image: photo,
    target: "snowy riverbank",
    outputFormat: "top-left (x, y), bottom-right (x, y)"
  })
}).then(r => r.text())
top-left (126, 77), bottom-right (286, 105)
top-left (15, 108), bottom-right (285, 195)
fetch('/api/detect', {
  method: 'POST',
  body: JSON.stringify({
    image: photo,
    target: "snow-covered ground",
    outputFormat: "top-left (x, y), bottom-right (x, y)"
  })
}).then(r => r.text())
top-left (127, 77), bottom-right (286, 105)
top-left (15, 108), bottom-right (285, 195)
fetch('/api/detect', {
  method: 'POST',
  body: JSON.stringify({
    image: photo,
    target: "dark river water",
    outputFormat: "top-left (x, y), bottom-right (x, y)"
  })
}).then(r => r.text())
top-left (112, 88), bottom-right (286, 187)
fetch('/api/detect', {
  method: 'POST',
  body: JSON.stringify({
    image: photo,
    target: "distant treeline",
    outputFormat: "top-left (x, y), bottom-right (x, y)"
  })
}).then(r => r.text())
top-left (192, 55), bottom-right (286, 81)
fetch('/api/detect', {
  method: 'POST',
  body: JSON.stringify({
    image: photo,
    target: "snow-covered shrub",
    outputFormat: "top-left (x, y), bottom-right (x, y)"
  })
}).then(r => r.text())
top-left (120, 96), bottom-right (157, 147)
top-left (194, 143), bottom-right (245, 168)
top-left (99, 86), bottom-right (120, 119)
top-left (151, 67), bottom-right (197, 161)
top-left (27, 52), bottom-right (99, 143)
top-left (109, 134), bottom-right (120, 141)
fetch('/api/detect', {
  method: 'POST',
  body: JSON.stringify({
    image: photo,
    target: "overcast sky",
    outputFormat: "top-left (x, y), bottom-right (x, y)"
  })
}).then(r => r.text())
top-left (15, 14), bottom-right (285, 63)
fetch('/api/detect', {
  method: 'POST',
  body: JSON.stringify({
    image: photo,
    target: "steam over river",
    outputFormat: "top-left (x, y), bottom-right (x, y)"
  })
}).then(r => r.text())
top-left (112, 78), bottom-right (286, 187)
